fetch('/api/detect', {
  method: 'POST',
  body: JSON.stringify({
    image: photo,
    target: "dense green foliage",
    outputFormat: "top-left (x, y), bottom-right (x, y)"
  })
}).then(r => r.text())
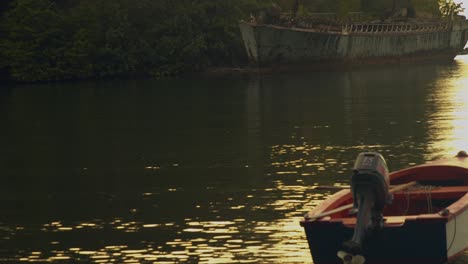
top-left (439, 0), bottom-right (465, 18)
top-left (0, 0), bottom-right (268, 81)
top-left (0, 0), bottom-right (447, 82)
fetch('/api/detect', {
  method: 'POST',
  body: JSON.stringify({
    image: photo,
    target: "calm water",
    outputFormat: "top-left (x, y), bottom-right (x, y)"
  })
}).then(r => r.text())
top-left (1, 57), bottom-right (468, 264)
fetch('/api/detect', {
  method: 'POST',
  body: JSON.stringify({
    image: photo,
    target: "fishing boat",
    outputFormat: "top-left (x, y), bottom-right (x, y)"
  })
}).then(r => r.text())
top-left (300, 151), bottom-right (468, 264)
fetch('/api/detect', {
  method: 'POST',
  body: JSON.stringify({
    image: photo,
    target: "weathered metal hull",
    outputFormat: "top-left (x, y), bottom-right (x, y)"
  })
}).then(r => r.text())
top-left (239, 21), bottom-right (468, 66)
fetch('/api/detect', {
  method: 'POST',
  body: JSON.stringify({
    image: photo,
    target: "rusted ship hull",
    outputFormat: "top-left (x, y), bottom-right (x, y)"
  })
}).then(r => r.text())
top-left (239, 21), bottom-right (468, 66)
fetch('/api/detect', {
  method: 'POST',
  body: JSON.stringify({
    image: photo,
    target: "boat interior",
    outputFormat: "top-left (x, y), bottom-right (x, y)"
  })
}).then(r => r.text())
top-left (327, 179), bottom-right (468, 220)
top-left (384, 185), bottom-right (467, 216)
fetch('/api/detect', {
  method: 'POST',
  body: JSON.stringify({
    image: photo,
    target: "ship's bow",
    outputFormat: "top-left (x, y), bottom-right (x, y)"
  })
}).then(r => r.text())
top-left (239, 22), bottom-right (259, 65)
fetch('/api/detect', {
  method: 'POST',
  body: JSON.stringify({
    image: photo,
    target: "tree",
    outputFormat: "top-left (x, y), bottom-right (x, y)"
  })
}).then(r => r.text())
top-left (439, 0), bottom-right (464, 19)
top-left (0, 0), bottom-right (272, 81)
top-left (0, 0), bottom-right (74, 81)
top-left (0, 0), bottom-right (14, 17)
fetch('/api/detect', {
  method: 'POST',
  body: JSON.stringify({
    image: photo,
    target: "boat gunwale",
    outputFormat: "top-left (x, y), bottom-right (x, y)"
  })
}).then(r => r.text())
top-left (301, 156), bottom-right (468, 226)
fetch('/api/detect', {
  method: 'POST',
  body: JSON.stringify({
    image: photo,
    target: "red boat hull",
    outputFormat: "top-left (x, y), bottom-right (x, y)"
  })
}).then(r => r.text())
top-left (301, 155), bottom-right (468, 264)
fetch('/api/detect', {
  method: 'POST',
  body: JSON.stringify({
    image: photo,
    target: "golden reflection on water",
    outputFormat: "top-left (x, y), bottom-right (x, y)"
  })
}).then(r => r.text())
top-left (428, 56), bottom-right (468, 157)
top-left (6, 60), bottom-right (468, 264)
top-left (9, 180), bottom-right (329, 264)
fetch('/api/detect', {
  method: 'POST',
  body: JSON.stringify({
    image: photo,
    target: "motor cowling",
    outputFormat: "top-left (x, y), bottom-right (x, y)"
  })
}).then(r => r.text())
top-left (341, 152), bottom-right (392, 258)
top-left (351, 152), bottom-right (391, 211)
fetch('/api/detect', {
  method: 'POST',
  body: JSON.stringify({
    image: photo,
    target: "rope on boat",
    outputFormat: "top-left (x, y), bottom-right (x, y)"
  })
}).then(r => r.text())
top-left (424, 186), bottom-right (433, 214)
top-left (400, 184), bottom-right (437, 215)
top-left (403, 189), bottom-right (411, 216)
top-left (304, 181), bottom-right (418, 221)
top-left (446, 210), bottom-right (457, 253)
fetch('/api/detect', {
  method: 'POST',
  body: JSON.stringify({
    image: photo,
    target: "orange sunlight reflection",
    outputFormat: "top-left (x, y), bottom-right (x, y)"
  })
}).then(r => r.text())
top-left (431, 56), bottom-right (468, 157)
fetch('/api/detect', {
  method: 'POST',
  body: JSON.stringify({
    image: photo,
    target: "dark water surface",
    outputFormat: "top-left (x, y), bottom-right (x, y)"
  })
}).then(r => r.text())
top-left (1, 57), bottom-right (468, 263)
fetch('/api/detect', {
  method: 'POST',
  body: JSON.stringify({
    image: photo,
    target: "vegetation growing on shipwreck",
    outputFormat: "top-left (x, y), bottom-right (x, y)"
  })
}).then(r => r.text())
top-left (0, 0), bottom-right (465, 82)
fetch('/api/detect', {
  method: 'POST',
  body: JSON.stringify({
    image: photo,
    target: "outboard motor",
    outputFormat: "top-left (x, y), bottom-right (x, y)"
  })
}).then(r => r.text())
top-left (339, 152), bottom-right (392, 262)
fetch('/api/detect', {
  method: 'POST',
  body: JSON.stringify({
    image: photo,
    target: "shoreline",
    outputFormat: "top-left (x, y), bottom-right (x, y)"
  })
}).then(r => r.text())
top-left (2, 55), bottom-right (467, 85)
top-left (202, 55), bottom-right (463, 76)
